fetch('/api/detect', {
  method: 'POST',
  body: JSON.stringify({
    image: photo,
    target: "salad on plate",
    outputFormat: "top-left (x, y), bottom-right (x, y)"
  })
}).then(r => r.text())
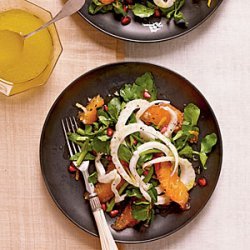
top-left (88, 0), bottom-right (213, 27)
top-left (66, 72), bottom-right (217, 231)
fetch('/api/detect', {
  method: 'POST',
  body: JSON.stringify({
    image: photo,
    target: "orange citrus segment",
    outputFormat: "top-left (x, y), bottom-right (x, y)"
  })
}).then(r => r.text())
top-left (79, 95), bottom-right (104, 125)
top-left (155, 161), bottom-right (189, 209)
top-left (141, 103), bottom-right (183, 131)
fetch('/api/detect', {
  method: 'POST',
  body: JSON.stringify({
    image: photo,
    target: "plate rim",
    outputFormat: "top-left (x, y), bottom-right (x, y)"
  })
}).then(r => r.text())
top-left (77, 0), bottom-right (224, 43)
top-left (40, 61), bottom-right (223, 243)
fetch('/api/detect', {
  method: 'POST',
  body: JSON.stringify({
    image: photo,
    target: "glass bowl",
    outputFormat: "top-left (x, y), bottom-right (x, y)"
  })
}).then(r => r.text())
top-left (0, 0), bottom-right (63, 96)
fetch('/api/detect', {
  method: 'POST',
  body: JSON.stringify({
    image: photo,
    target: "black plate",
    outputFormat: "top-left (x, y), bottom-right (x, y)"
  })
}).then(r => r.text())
top-left (78, 0), bottom-right (223, 42)
top-left (40, 62), bottom-right (222, 243)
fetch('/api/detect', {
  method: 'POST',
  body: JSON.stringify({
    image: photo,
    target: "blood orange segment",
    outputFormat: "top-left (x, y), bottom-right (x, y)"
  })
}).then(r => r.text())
top-left (79, 95), bottom-right (104, 124)
top-left (155, 161), bottom-right (189, 209)
top-left (141, 103), bottom-right (183, 131)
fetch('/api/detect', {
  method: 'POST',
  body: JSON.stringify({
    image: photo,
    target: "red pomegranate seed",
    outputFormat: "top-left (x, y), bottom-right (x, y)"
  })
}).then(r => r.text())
top-left (107, 128), bottom-right (114, 137)
top-left (123, 5), bottom-right (128, 12)
top-left (143, 170), bottom-right (149, 176)
top-left (68, 164), bottom-right (76, 173)
top-left (198, 177), bottom-right (207, 187)
top-left (160, 126), bottom-right (168, 134)
top-left (121, 16), bottom-right (131, 26)
top-left (133, 139), bottom-right (138, 145)
top-left (101, 203), bottom-right (107, 211)
top-left (154, 9), bottom-right (161, 18)
top-left (106, 155), bottom-right (112, 161)
top-left (103, 105), bottom-right (108, 111)
top-left (110, 210), bottom-right (119, 218)
top-left (143, 90), bottom-right (151, 99)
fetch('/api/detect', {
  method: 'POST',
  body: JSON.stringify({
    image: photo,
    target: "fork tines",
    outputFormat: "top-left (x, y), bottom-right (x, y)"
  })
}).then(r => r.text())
top-left (61, 117), bottom-right (81, 157)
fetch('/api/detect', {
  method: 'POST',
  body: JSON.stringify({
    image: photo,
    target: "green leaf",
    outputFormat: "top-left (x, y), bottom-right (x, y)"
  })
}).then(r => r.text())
top-left (92, 138), bottom-right (110, 154)
top-left (200, 152), bottom-right (208, 168)
top-left (143, 166), bottom-right (154, 184)
top-left (147, 186), bottom-right (157, 203)
top-left (132, 202), bottom-right (152, 221)
top-left (76, 140), bottom-right (90, 166)
top-left (118, 144), bottom-right (132, 163)
top-left (184, 103), bottom-right (200, 126)
top-left (201, 133), bottom-right (217, 154)
top-left (97, 135), bottom-right (111, 142)
top-left (126, 188), bottom-right (143, 199)
top-left (98, 115), bottom-right (111, 126)
top-left (107, 97), bottom-right (122, 122)
top-left (88, 171), bottom-right (98, 185)
top-left (120, 72), bottom-right (157, 102)
top-left (113, 1), bottom-right (126, 16)
top-left (178, 144), bottom-right (194, 158)
top-left (132, 3), bottom-right (154, 18)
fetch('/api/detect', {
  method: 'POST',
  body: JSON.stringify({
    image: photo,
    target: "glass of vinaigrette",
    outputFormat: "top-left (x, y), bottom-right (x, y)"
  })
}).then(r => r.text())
top-left (0, 0), bottom-right (62, 96)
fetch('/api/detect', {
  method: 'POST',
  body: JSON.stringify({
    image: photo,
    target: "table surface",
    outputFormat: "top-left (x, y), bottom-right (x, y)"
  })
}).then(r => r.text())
top-left (1, 0), bottom-right (249, 249)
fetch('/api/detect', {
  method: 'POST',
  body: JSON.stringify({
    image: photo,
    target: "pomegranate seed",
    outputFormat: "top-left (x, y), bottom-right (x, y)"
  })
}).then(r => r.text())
top-left (154, 9), bottom-right (161, 18)
top-left (107, 128), bottom-right (114, 137)
top-left (160, 126), bottom-right (168, 134)
top-left (101, 203), bottom-right (107, 211)
top-left (123, 5), bottom-right (128, 12)
top-left (121, 16), bottom-right (131, 26)
top-left (106, 155), bottom-right (112, 161)
top-left (103, 105), bottom-right (108, 111)
top-left (110, 210), bottom-right (119, 218)
top-left (143, 170), bottom-right (149, 176)
top-left (143, 90), bottom-right (151, 99)
top-left (133, 139), bottom-right (138, 145)
top-left (198, 177), bottom-right (207, 187)
top-left (154, 153), bottom-right (163, 158)
top-left (68, 164), bottom-right (76, 173)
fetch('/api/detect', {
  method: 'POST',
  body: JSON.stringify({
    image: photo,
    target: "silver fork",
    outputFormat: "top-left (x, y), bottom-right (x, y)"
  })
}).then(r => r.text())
top-left (62, 117), bottom-right (118, 250)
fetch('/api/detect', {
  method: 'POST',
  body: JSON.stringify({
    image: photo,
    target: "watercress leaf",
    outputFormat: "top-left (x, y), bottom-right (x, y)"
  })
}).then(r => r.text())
top-left (132, 202), bottom-right (151, 221)
top-left (76, 139), bottom-right (90, 166)
top-left (88, 171), bottom-right (98, 185)
top-left (201, 133), bottom-right (217, 154)
top-left (97, 135), bottom-right (111, 142)
top-left (126, 188), bottom-right (143, 199)
top-left (92, 138), bottom-right (110, 154)
top-left (107, 97), bottom-right (121, 122)
top-left (147, 186), bottom-right (157, 203)
top-left (173, 130), bottom-right (183, 141)
top-left (118, 144), bottom-right (132, 163)
top-left (178, 144), bottom-right (194, 158)
top-left (120, 83), bottom-right (141, 102)
top-left (113, 1), bottom-right (126, 16)
top-left (132, 3), bottom-right (154, 18)
top-left (98, 115), bottom-right (110, 126)
top-left (200, 152), bottom-right (208, 168)
top-left (68, 132), bottom-right (89, 142)
top-left (184, 103), bottom-right (200, 126)
top-left (134, 72), bottom-right (157, 101)
top-left (120, 72), bottom-right (157, 102)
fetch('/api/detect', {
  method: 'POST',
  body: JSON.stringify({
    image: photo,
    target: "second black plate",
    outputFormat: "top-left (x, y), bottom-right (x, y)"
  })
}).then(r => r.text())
top-left (78, 0), bottom-right (223, 42)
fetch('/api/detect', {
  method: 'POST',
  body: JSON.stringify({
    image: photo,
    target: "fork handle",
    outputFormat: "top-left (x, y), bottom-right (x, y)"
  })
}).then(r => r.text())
top-left (90, 195), bottom-right (118, 250)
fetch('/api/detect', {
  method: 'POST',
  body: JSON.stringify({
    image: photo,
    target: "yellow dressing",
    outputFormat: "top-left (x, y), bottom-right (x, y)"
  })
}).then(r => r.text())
top-left (0, 9), bottom-right (53, 83)
top-left (0, 30), bottom-right (24, 69)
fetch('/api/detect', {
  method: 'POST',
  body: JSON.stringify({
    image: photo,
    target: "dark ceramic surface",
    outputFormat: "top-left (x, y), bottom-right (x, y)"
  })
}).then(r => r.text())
top-left (78, 0), bottom-right (223, 42)
top-left (40, 62), bottom-right (222, 243)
